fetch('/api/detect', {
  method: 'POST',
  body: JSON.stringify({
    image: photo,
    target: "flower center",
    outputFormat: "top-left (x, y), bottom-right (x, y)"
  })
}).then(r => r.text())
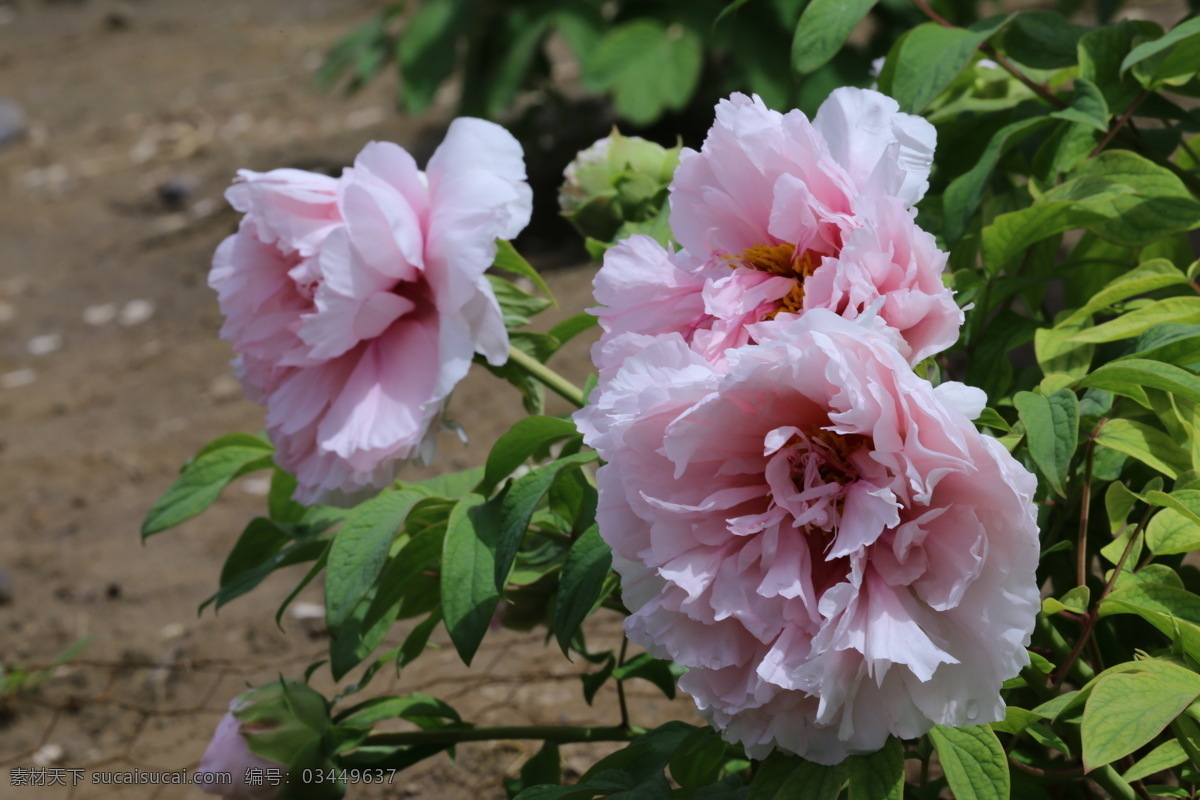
top-left (765, 426), bottom-right (866, 535)
top-left (735, 242), bottom-right (822, 318)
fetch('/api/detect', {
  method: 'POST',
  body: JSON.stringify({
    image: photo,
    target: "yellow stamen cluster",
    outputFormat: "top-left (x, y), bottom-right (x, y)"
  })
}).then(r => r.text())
top-left (734, 242), bottom-right (821, 318)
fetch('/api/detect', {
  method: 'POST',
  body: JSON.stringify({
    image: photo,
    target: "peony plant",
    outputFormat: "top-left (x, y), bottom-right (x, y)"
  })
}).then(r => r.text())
top-left (145, 5), bottom-right (1200, 799)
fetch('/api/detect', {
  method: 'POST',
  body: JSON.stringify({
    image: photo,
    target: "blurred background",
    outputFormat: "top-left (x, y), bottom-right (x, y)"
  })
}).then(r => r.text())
top-left (0, 0), bottom-right (1187, 797)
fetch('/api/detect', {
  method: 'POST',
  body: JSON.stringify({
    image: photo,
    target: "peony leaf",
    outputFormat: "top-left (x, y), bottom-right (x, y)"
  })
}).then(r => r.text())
top-left (555, 524), bottom-right (613, 656)
top-left (1122, 323), bottom-right (1200, 367)
top-left (668, 727), bottom-right (729, 788)
top-left (943, 115), bottom-right (1055, 245)
top-left (881, 16), bottom-right (1011, 113)
top-left (847, 736), bottom-right (904, 800)
top-left (1081, 660), bottom-right (1200, 771)
top-left (1014, 389), bottom-right (1078, 497)
top-left (581, 721), bottom-right (699, 785)
top-left (396, 0), bottom-right (470, 113)
top-left (1100, 583), bottom-right (1200, 661)
top-left (1065, 258), bottom-right (1187, 325)
top-left (361, 524), bottom-right (446, 632)
top-left (142, 433), bottom-right (274, 537)
top-left (748, 751), bottom-right (848, 800)
top-left (1079, 359), bottom-right (1200, 415)
top-left (335, 691), bottom-right (461, 727)
top-left (441, 493), bottom-right (501, 665)
top-left (583, 20), bottom-right (702, 125)
top-left (1068, 299), bottom-right (1200, 344)
top-left (1122, 739), bottom-right (1188, 783)
top-left (1120, 17), bottom-right (1200, 86)
top-left (1035, 317), bottom-right (1094, 379)
top-left (928, 725), bottom-right (1010, 800)
top-left (1147, 506), bottom-right (1200, 555)
top-left (1050, 78), bottom-right (1110, 132)
top-left (479, 416), bottom-right (581, 496)
top-left (789, 0), bottom-right (877, 75)
top-left (1094, 418), bottom-right (1192, 479)
top-left (204, 522), bottom-right (327, 613)
top-left (493, 451), bottom-right (599, 591)
top-left (492, 239), bottom-right (554, 303)
top-left (612, 652), bottom-right (682, 701)
top-left (325, 487), bottom-right (429, 631)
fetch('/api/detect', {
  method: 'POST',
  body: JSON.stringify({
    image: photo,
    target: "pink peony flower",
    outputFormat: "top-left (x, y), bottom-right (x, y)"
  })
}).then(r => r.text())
top-left (575, 310), bottom-right (1039, 764)
top-left (196, 699), bottom-right (284, 799)
top-left (210, 119), bottom-right (532, 503)
top-left (592, 89), bottom-right (962, 368)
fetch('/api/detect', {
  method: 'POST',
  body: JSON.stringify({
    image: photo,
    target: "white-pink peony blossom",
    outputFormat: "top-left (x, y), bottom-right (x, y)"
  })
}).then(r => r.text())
top-left (575, 310), bottom-right (1039, 764)
top-left (196, 699), bottom-right (283, 799)
top-left (592, 89), bottom-right (962, 369)
top-left (210, 119), bottom-right (532, 503)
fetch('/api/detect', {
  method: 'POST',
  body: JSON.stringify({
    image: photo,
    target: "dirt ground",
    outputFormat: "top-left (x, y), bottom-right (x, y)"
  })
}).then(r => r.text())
top-left (0, 2), bottom-right (699, 798)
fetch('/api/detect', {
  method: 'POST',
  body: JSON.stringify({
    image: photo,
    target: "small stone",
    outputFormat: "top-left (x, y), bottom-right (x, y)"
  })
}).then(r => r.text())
top-left (289, 602), bottom-right (324, 621)
top-left (82, 303), bottom-right (117, 326)
top-left (160, 622), bottom-right (185, 641)
top-left (27, 332), bottom-right (62, 356)
top-left (156, 174), bottom-right (197, 210)
top-left (207, 374), bottom-right (243, 402)
top-left (1, 368), bottom-right (35, 389)
top-left (119, 299), bottom-right (155, 327)
top-left (31, 743), bottom-right (64, 767)
top-left (0, 99), bottom-right (25, 148)
top-left (241, 476), bottom-right (271, 496)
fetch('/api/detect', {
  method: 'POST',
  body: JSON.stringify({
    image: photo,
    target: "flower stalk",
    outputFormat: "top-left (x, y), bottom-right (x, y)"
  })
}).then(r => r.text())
top-left (507, 345), bottom-right (587, 408)
top-left (364, 724), bottom-right (641, 747)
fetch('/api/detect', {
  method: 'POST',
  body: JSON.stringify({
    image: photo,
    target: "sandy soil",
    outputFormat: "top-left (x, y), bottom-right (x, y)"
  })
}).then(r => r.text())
top-left (0, 2), bottom-right (698, 798)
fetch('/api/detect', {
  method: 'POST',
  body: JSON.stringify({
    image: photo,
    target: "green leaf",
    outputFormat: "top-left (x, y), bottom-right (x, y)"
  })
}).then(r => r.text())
top-left (1100, 583), bottom-right (1200, 660)
top-left (1079, 20), bottom-right (1159, 110)
top-left (492, 240), bottom-right (554, 303)
top-left (1066, 258), bottom-right (1187, 324)
top-left (1122, 324), bottom-right (1200, 367)
top-left (790, 0), bottom-right (876, 75)
top-left (1002, 10), bottom-right (1087, 69)
top-left (977, 407), bottom-right (1012, 432)
top-left (748, 752), bottom-right (848, 800)
top-left (1146, 505), bottom-right (1200, 555)
top-left (943, 115), bottom-right (1055, 244)
top-left (1121, 17), bottom-right (1200, 87)
top-left (1122, 739), bottom-right (1187, 782)
top-left (336, 691), bottom-right (461, 727)
top-left (1070, 299), bottom-right (1200, 344)
top-left (1056, 151), bottom-right (1200, 247)
top-left (1035, 318), bottom-right (1094, 379)
top-left (488, 274), bottom-right (552, 330)
top-left (584, 20), bottom-right (702, 125)
top-left (1081, 359), bottom-right (1200, 411)
top-left (1094, 418), bottom-right (1192, 478)
top-left (582, 721), bottom-right (699, 784)
top-left (361, 524), bottom-right (446, 631)
top-left (847, 737), bottom-right (904, 800)
top-left (143, 433), bottom-right (274, 537)
top-left (555, 524), bottom-right (613, 656)
top-left (440, 493), bottom-right (500, 665)
top-left (668, 728), bottom-right (728, 788)
top-left (325, 488), bottom-right (428, 631)
top-left (1050, 78), bottom-right (1110, 132)
top-left (492, 451), bottom-right (599, 591)
top-left (881, 16), bottom-right (1011, 113)
top-left (928, 725), bottom-right (1010, 800)
top-left (1043, 585), bottom-right (1091, 615)
top-left (1014, 389), bottom-right (1079, 496)
top-left (548, 312), bottom-right (599, 348)
top-left (396, 0), bottom-right (469, 112)
top-left (612, 653), bottom-right (681, 700)
top-left (479, 416), bottom-right (580, 496)
top-left (1082, 660), bottom-right (1200, 771)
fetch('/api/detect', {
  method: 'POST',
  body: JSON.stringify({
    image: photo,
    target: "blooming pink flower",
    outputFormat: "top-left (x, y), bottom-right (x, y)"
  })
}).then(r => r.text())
top-left (592, 89), bottom-right (961, 368)
top-left (210, 120), bottom-right (532, 503)
top-left (575, 310), bottom-right (1038, 764)
top-left (196, 699), bottom-right (283, 799)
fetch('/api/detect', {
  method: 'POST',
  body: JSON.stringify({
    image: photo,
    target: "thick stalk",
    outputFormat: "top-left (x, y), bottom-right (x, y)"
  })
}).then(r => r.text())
top-left (366, 724), bottom-right (640, 747)
top-left (506, 345), bottom-right (586, 408)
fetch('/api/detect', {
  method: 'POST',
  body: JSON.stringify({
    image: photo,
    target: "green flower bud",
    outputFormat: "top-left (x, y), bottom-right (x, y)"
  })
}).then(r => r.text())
top-left (559, 130), bottom-right (681, 245)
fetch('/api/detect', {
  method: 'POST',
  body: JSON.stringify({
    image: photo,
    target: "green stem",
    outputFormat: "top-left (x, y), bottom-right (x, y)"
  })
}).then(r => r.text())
top-left (507, 345), bottom-right (586, 408)
top-left (1090, 764), bottom-right (1140, 800)
top-left (365, 724), bottom-right (641, 747)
